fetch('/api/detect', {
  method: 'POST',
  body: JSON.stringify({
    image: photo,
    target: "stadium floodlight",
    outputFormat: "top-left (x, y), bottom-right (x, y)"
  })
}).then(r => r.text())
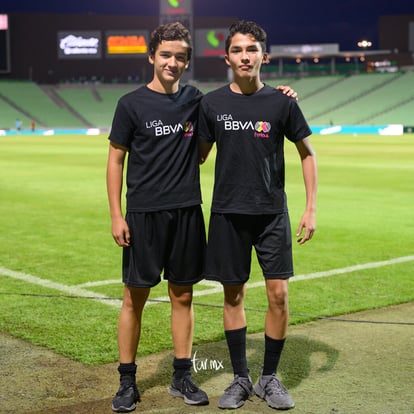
top-left (357, 40), bottom-right (372, 48)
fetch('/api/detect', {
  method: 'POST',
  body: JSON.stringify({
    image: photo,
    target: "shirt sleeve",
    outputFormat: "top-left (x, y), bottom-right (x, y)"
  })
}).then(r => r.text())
top-left (108, 98), bottom-right (135, 149)
top-left (285, 99), bottom-right (313, 143)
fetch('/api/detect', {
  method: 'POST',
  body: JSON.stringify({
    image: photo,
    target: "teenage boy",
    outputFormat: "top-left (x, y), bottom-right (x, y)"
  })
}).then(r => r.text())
top-left (107, 22), bottom-right (208, 412)
top-left (198, 20), bottom-right (318, 410)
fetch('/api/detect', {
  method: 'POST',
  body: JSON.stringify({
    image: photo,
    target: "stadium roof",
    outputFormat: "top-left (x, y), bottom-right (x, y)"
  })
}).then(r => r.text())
top-left (269, 49), bottom-right (392, 60)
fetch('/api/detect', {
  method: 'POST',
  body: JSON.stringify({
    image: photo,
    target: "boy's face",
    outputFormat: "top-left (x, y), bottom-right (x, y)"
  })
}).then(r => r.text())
top-left (225, 33), bottom-right (267, 79)
top-left (149, 40), bottom-right (190, 85)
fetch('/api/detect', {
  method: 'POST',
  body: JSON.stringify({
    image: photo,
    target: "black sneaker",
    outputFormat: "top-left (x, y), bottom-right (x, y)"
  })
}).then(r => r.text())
top-left (168, 373), bottom-right (209, 405)
top-left (111, 382), bottom-right (141, 412)
top-left (218, 375), bottom-right (254, 409)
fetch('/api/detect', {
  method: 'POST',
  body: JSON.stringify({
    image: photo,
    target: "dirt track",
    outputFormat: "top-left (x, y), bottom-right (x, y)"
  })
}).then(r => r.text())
top-left (1, 303), bottom-right (413, 413)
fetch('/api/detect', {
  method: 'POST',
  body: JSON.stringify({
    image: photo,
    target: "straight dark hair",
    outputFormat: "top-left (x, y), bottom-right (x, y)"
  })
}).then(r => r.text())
top-left (225, 20), bottom-right (267, 54)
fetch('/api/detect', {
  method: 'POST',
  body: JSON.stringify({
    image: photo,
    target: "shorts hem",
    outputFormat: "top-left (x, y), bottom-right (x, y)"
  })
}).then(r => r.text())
top-left (205, 274), bottom-right (249, 286)
top-left (123, 281), bottom-right (159, 289)
top-left (166, 275), bottom-right (205, 286)
top-left (205, 272), bottom-right (293, 284)
top-left (124, 275), bottom-right (205, 288)
top-left (263, 272), bottom-right (294, 280)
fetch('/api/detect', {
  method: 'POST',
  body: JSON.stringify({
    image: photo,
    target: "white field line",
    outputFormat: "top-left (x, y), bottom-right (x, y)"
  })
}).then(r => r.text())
top-left (149, 255), bottom-right (414, 304)
top-left (76, 279), bottom-right (119, 287)
top-left (0, 267), bottom-right (122, 308)
top-left (1, 255), bottom-right (413, 309)
top-left (75, 279), bottom-right (218, 288)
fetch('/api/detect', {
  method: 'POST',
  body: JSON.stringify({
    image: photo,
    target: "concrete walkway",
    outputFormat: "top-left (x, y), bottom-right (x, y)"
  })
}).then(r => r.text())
top-left (1, 303), bottom-right (413, 414)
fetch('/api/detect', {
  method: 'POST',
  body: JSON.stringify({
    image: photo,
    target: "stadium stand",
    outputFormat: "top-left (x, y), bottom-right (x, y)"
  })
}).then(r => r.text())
top-left (0, 96), bottom-right (32, 130)
top-left (0, 72), bottom-right (413, 129)
top-left (308, 71), bottom-right (414, 125)
top-left (265, 75), bottom-right (345, 99)
top-left (367, 97), bottom-right (414, 125)
top-left (51, 84), bottom-right (136, 128)
top-left (299, 72), bottom-right (401, 123)
top-left (0, 81), bottom-right (85, 128)
top-left (344, 71), bottom-right (414, 125)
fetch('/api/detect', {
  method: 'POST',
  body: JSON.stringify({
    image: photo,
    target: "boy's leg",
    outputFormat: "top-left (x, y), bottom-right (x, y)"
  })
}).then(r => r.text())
top-left (264, 278), bottom-right (289, 340)
top-left (218, 284), bottom-right (254, 409)
top-left (118, 286), bottom-right (150, 362)
top-left (112, 286), bottom-right (150, 413)
top-left (223, 284), bottom-right (247, 331)
top-left (223, 284), bottom-right (249, 377)
top-left (169, 283), bottom-right (194, 358)
top-left (168, 282), bottom-right (209, 406)
top-left (254, 278), bottom-right (294, 410)
top-left (263, 278), bottom-right (289, 376)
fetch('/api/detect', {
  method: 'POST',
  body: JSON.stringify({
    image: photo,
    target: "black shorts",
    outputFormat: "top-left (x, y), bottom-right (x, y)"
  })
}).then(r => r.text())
top-left (204, 212), bottom-right (293, 285)
top-left (122, 206), bottom-right (206, 288)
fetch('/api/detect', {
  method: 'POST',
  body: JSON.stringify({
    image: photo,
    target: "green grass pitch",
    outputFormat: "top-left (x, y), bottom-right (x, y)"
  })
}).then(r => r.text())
top-left (0, 133), bottom-right (413, 365)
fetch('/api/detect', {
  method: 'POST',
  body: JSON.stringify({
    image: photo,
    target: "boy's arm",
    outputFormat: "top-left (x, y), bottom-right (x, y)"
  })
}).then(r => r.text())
top-left (294, 137), bottom-right (318, 244)
top-left (199, 141), bottom-right (213, 164)
top-left (106, 141), bottom-right (130, 247)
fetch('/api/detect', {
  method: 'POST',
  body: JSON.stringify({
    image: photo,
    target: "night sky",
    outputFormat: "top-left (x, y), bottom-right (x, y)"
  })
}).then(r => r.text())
top-left (0, 0), bottom-right (413, 50)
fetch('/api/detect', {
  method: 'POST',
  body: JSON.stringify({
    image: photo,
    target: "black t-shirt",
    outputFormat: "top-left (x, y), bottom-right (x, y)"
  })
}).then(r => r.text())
top-left (198, 84), bottom-right (312, 214)
top-left (109, 85), bottom-right (203, 212)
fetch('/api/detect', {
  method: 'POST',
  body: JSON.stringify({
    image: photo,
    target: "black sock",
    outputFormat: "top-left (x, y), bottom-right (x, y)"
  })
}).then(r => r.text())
top-left (262, 335), bottom-right (285, 376)
top-left (173, 357), bottom-right (192, 379)
top-left (118, 362), bottom-right (137, 386)
top-left (225, 327), bottom-right (249, 378)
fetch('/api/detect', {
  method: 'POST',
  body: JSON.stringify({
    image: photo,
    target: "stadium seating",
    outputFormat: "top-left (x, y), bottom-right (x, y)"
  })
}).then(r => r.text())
top-left (0, 81), bottom-right (85, 128)
top-left (54, 84), bottom-right (135, 128)
top-left (307, 72), bottom-right (414, 125)
top-left (347, 71), bottom-right (414, 124)
top-left (0, 72), bottom-right (413, 129)
top-left (266, 75), bottom-right (344, 99)
top-left (0, 97), bottom-right (32, 130)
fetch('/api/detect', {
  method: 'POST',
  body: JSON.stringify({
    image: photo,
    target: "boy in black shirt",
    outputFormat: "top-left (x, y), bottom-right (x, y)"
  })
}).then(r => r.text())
top-left (198, 20), bottom-right (318, 410)
top-left (107, 22), bottom-right (208, 412)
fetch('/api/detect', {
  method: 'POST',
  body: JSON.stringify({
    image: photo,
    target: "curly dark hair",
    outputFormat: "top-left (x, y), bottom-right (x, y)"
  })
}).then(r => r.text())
top-left (149, 22), bottom-right (193, 60)
top-left (225, 20), bottom-right (267, 54)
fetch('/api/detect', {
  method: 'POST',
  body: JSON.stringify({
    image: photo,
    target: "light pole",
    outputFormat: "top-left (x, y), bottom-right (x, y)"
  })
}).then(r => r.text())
top-left (356, 40), bottom-right (372, 73)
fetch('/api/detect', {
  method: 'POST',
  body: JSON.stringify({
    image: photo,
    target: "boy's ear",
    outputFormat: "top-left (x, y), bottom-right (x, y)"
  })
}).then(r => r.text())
top-left (224, 54), bottom-right (230, 66)
top-left (148, 54), bottom-right (155, 64)
top-left (263, 53), bottom-right (270, 64)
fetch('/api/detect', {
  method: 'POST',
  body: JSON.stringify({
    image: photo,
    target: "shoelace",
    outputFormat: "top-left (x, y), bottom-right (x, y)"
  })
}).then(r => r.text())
top-left (181, 376), bottom-right (199, 393)
top-left (116, 383), bottom-right (132, 395)
top-left (225, 378), bottom-right (251, 396)
top-left (265, 377), bottom-right (288, 396)
top-left (116, 383), bottom-right (141, 401)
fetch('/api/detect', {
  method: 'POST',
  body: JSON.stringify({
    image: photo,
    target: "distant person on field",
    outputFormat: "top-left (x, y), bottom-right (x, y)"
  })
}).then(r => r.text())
top-left (198, 20), bottom-right (318, 410)
top-left (15, 118), bottom-right (22, 131)
top-left (31, 120), bottom-right (35, 132)
top-left (106, 21), bottom-right (297, 413)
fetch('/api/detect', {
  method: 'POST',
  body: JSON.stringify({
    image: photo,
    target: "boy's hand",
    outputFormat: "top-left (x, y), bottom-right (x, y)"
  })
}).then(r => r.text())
top-left (296, 210), bottom-right (316, 244)
top-left (277, 85), bottom-right (298, 101)
top-left (112, 217), bottom-right (131, 247)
